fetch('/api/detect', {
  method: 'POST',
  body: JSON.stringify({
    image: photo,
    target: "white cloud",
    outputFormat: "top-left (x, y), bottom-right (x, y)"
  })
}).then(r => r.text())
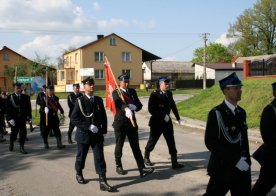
top-left (92, 2), bottom-right (101, 11)
top-left (215, 33), bottom-right (238, 46)
top-left (18, 35), bottom-right (93, 64)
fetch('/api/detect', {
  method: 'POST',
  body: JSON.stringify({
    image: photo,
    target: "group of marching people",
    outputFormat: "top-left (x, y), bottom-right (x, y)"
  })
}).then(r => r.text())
top-left (1, 71), bottom-right (276, 195)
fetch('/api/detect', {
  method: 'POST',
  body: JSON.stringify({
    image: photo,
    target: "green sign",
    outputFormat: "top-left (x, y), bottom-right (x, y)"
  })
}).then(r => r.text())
top-left (17, 77), bottom-right (33, 83)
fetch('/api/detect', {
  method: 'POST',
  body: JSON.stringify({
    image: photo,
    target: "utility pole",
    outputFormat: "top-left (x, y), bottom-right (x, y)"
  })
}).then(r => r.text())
top-left (203, 33), bottom-right (209, 90)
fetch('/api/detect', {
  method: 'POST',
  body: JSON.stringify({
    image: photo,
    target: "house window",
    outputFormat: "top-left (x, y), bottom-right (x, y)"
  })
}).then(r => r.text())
top-left (94, 52), bottom-right (104, 62)
top-left (75, 70), bottom-right (78, 81)
top-left (110, 38), bottom-right (117, 46)
top-left (95, 69), bottom-right (104, 79)
top-left (60, 71), bottom-right (65, 81)
top-left (75, 53), bottom-right (78, 64)
top-left (3, 53), bottom-right (9, 61)
top-left (122, 69), bottom-right (131, 78)
top-left (121, 52), bottom-right (131, 62)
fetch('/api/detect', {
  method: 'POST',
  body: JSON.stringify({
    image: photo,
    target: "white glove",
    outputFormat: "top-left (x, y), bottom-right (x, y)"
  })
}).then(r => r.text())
top-left (128, 104), bottom-right (137, 111)
top-left (89, 124), bottom-right (99, 133)
top-left (28, 119), bottom-right (32, 124)
top-left (44, 107), bottom-right (49, 114)
top-left (125, 108), bottom-right (133, 119)
top-left (177, 120), bottom-right (181, 125)
top-left (164, 114), bottom-right (170, 122)
top-left (8, 119), bottom-right (15, 126)
top-left (235, 157), bottom-right (249, 171)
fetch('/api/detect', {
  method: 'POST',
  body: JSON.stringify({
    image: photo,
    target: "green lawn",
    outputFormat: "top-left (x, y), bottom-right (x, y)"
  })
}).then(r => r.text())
top-left (177, 78), bottom-right (276, 128)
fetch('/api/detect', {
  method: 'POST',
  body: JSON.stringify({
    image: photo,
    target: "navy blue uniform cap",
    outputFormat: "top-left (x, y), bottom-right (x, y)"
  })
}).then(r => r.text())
top-left (82, 77), bottom-right (94, 85)
top-left (118, 74), bottom-right (130, 81)
top-left (13, 83), bottom-right (22, 87)
top-left (47, 85), bottom-right (54, 90)
top-left (272, 82), bottom-right (276, 90)
top-left (158, 76), bottom-right (170, 83)
top-left (73, 83), bottom-right (80, 88)
top-left (219, 72), bottom-right (242, 90)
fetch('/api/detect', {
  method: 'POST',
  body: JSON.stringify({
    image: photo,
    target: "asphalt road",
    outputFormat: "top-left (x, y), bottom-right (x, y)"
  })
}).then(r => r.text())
top-left (0, 94), bottom-right (275, 196)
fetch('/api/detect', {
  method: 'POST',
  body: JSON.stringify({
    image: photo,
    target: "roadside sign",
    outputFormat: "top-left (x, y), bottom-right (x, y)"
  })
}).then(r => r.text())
top-left (17, 77), bottom-right (33, 83)
top-left (80, 68), bottom-right (94, 76)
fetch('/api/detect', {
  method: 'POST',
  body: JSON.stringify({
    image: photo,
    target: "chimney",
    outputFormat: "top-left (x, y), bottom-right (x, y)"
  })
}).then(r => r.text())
top-left (97, 34), bottom-right (104, 40)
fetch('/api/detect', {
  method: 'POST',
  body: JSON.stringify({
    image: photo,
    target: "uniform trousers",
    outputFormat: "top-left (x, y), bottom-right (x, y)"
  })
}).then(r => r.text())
top-left (204, 168), bottom-right (251, 196)
top-left (75, 137), bottom-right (106, 175)
top-left (114, 123), bottom-right (144, 169)
top-left (68, 121), bottom-right (75, 136)
top-left (145, 121), bottom-right (177, 155)
top-left (42, 114), bottom-right (62, 142)
top-left (10, 120), bottom-right (27, 146)
top-left (251, 164), bottom-right (276, 196)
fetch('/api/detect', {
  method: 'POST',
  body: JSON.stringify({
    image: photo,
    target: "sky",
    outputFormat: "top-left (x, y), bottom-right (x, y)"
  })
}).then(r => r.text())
top-left (0, 0), bottom-right (258, 65)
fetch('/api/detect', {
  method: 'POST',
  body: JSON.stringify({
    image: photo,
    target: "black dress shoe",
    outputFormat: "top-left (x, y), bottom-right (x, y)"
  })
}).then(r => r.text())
top-left (144, 158), bottom-right (154, 166)
top-left (140, 167), bottom-right (154, 177)
top-left (20, 147), bottom-right (28, 154)
top-left (44, 143), bottom-right (50, 149)
top-left (68, 139), bottom-right (74, 144)
top-left (116, 166), bottom-right (128, 175)
top-left (172, 163), bottom-right (184, 169)
top-left (76, 174), bottom-right (87, 184)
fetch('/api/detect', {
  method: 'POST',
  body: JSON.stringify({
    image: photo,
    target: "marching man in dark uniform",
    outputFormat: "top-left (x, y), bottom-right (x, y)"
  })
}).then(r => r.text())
top-left (204, 72), bottom-right (251, 196)
top-left (0, 95), bottom-right (7, 142)
top-left (71, 77), bottom-right (115, 192)
top-left (251, 82), bottom-right (276, 196)
top-left (6, 83), bottom-right (32, 154)
top-left (144, 76), bottom-right (184, 169)
top-left (112, 74), bottom-right (154, 177)
top-left (36, 84), bottom-right (47, 137)
top-left (40, 85), bottom-right (65, 149)
top-left (67, 83), bottom-right (83, 144)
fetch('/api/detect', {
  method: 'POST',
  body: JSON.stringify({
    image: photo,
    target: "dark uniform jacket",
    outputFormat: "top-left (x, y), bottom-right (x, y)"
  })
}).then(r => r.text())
top-left (148, 89), bottom-right (180, 127)
top-left (71, 95), bottom-right (107, 144)
top-left (205, 101), bottom-right (251, 176)
top-left (36, 91), bottom-right (46, 113)
top-left (112, 88), bottom-right (142, 130)
top-left (40, 95), bottom-right (64, 118)
top-left (67, 92), bottom-right (83, 117)
top-left (6, 93), bottom-right (32, 122)
top-left (253, 99), bottom-right (276, 166)
top-left (0, 97), bottom-right (6, 126)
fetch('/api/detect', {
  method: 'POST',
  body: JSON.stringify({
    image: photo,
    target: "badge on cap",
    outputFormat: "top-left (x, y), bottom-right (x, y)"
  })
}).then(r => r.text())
top-left (118, 74), bottom-right (130, 81)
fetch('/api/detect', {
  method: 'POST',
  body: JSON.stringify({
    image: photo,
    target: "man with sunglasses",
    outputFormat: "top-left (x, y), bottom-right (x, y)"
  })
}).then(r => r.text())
top-left (144, 76), bottom-right (184, 169)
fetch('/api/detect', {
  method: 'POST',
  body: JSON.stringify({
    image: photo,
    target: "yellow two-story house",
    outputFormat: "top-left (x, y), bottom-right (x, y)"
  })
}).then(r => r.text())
top-left (57, 33), bottom-right (161, 90)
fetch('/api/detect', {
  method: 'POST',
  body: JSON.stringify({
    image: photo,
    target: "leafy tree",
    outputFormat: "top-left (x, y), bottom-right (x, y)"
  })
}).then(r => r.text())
top-left (192, 42), bottom-right (232, 63)
top-left (4, 62), bottom-right (28, 81)
top-left (228, 0), bottom-right (276, 56)
top-left (56, 46), bottom-right (76, 69)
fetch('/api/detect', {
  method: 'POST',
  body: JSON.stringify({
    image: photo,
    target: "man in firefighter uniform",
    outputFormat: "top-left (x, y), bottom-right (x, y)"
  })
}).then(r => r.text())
top-left (40, 85), bottom-right (65, 149)
top-left (71, 77), bottom-right (115, 192)
top-left (144, 76), bottom-right (184, 169)
top-left (6, 83), bottom-right (32, 154)
top-left (67, 83), bottom-right (83, 144)
top-left (112, 74), bottom-right (154, 177)
top-left (36, 84), bottom-right (47, 137)
top-left (203, 72), bottom-right (251, 195)
top-left (251, 82), bottom-right (276, 196)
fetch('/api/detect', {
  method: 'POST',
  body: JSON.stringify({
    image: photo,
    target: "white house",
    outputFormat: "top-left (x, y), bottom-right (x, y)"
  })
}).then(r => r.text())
top-left (194, 63), bottom-right (243, 83)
